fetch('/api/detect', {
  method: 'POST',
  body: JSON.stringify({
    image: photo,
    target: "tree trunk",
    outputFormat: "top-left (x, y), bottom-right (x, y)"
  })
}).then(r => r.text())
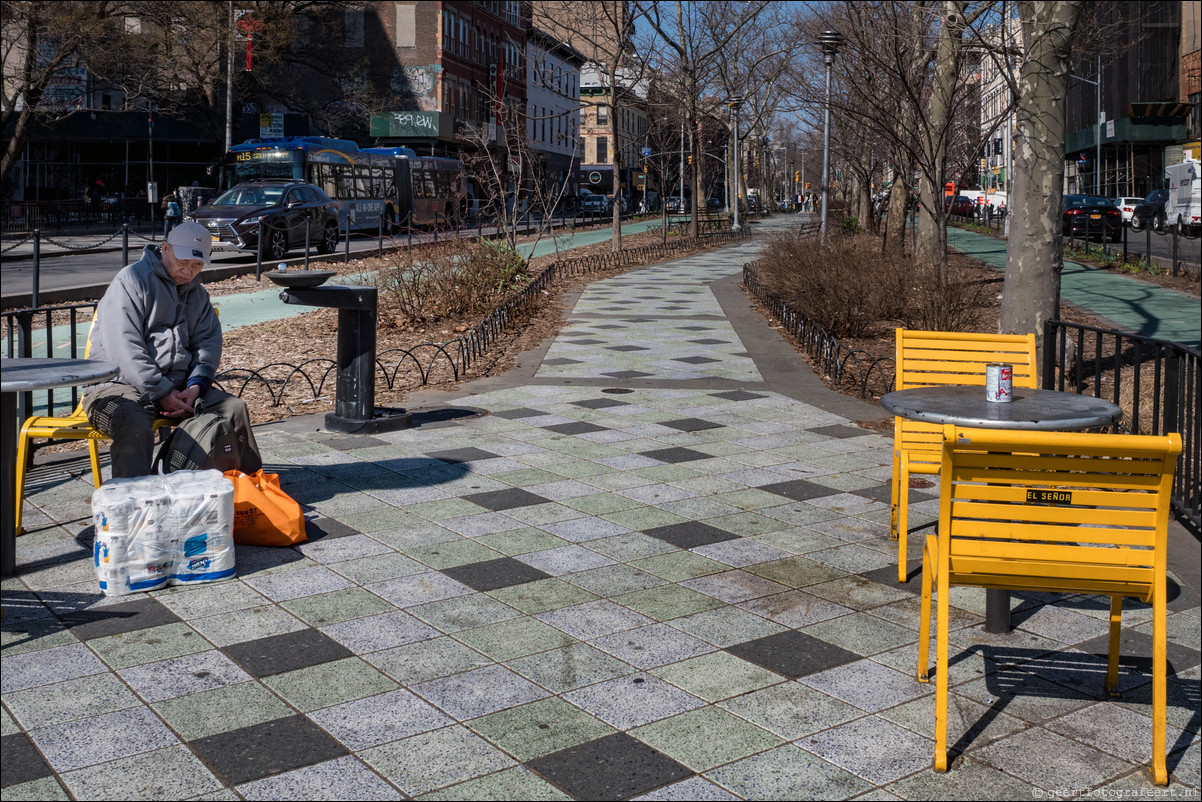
top-left (610, 85), bottom-right (622, 252)
top-left (1000, 1), bottom-right (1083, 347)
top-left (885, 161), bottom-right (912, 255)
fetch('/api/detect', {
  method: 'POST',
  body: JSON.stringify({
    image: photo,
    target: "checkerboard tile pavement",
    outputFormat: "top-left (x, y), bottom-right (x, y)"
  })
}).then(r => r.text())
top-left (4, 229), bottom-right (1199, 800)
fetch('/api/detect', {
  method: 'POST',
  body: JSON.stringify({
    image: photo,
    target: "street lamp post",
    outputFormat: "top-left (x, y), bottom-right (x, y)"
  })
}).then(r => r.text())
top-left (761, 135), bottom-right (769, 215)
top-left (1069, 55), bottom-right (1103, 195)
top-left (729, 95), bottom-right (743, 232)
top-left (817, 29), bottom-right (843, 244)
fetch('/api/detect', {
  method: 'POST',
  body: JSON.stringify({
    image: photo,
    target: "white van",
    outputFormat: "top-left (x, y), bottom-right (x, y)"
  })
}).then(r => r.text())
top-left (1164, 159), bottom-right (1200, 236)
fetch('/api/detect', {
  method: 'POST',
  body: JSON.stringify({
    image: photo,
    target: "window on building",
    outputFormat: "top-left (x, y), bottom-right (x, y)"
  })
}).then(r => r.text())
top-left (597, 104), bottom-right (608, 125)
top-left (395, 3), bottom-right (416, 48)
top-left (345, 8), bottom-right (364, 48)
top-left (597, 136), bottom-right (608, 164)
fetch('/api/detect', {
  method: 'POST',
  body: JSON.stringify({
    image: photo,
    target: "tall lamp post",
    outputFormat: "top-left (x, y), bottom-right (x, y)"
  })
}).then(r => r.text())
top-left (817, 29), bottom-right (842, 244)
top-left (729, 95), bottom-right (743, 232)
top-left (1069, 55), bottom-right (1103, 195)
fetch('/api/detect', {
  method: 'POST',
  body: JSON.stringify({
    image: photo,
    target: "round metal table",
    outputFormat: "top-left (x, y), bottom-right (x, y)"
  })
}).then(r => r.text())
top-left (880, 384), bottom-right (1123, 633)
top-left (1, 357), bottom-right (119, 575)
top-left (879, 385), bottom-right (1123, 430)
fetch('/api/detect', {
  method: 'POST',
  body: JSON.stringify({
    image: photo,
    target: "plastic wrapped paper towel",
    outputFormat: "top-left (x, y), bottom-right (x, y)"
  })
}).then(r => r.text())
top-left (91, 470), bottom-right (235, 596)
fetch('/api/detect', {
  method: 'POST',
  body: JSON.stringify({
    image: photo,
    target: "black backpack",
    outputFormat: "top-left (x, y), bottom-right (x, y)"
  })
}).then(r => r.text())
top-left (153, 406), bottom-right (240, 473)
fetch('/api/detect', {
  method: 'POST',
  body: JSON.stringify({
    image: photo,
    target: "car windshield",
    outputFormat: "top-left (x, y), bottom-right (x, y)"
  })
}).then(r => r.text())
top-left (213, 186), bottom-right (286, 206)
top-left (1064, 196), bottom-right (1114, 208)
top-left (1144, 191), bottom-right (1167, 202)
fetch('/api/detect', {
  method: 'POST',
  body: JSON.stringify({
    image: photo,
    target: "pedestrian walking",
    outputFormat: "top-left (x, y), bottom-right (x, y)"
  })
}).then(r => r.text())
top-left (162, 192), bottom-right (182, 237)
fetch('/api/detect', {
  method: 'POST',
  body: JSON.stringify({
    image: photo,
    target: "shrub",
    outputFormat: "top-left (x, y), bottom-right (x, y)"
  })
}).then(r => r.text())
top-left (840, 215), bottom-right (862, 235)
top-left (753, 230), bottom-right (991, 337)
top-left (377, 237), bottom-right (530, 327)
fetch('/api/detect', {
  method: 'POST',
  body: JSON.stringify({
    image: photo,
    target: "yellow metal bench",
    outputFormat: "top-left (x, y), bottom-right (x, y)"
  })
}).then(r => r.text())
top-left (890, 329), bottom-right (1037, 582)
top-left (14, 315), bottom-right (175, 535)
top-left (918, 425), bottom-right (1181, 784)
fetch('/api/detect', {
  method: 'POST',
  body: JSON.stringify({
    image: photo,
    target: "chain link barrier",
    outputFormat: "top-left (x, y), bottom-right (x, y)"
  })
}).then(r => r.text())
top-left (36, 228), bottom-right (126, 252)
top-left (0, 232), bottom-right (34, 253)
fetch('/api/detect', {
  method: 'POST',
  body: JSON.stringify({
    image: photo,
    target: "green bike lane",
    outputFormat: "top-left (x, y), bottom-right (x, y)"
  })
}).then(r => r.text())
top-left (946, 226), bottom-right (1200, 350)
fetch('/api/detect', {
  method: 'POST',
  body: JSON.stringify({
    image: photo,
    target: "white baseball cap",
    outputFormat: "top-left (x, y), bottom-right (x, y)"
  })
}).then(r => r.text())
top-left (165, 222), bottom-right (213, 265)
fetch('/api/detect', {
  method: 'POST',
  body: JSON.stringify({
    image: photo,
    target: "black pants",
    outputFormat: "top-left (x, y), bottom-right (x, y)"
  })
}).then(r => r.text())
top-left (83, 383), bottom-right (262, 478)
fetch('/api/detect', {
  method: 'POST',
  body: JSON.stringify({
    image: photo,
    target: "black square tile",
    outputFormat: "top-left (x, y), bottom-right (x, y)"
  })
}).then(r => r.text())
top-left (464, 488), bottom-right (552, 511)
top-left (426, 447), bottom-right (501, 463)
top-left (808, 424), bottom-right (870, 439)
top-left (59, 597), bottom-right (181, 641)
top-left (850, 485), bottom-right (895, 504)
top-left (571, 398), bottom-right (631, 409)
top-left (543, 357), bottom-right (585, 365)
top-left (528, 733), bottom-right (692, 801)
top-left (443, 557), bottom-right (553, 592)
top-left (304, 516), bottom-right (360, 542)
top-left (677, 325), bottom-right (713, 331)
top-left (689, 338), bottom-right (729, 345)
top-left (758, 479), bottom-right (836, 502)
top-left (1, 733), bottom-right (54, 788)
top-left (543, 422), bottom-right (609, 435)
top-left (712, 390), bottom-right (767, 402)
top-left (190, 715), bottom-right (348, 785)
top-left (727, 630), bottom-right (862, 678)
top-left (315, 435), bottom-right (390, 451)
top-left (223, 628), bottom-right (353, 678)
top-left (593, 324), bottom-right (626, 330)
top-left (567, 339), bottom-right (604, 345)
top-left (672, 356), bottom-right (721, 365)
top-left (606, 345), bottom-right (650, 352)
top-left (644, 522), bottom-right (739, 549)
top-left (658, 418), bottom-right (723, 433)
top-left (602, 370), bottom-right (653, 379)
top-left (639, 447), bottom-right (711, 464)
top-left (494, 407), bottom-right (545, 420)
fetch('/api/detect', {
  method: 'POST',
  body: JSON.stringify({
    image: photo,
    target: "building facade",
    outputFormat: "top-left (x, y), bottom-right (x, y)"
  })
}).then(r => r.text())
top-left (367, 1), bottom-right (528, 156)
top-left (1063, 1), bottom-right (1190, 196)
top-left (525, 28), bottom-right (583, 200)
top-left (578, 63), bottom-right (647, 198)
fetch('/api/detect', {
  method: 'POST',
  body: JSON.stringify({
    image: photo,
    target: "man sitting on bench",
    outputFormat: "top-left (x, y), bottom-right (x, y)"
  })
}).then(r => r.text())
top-left (82, 222), bottom-right (262, 477)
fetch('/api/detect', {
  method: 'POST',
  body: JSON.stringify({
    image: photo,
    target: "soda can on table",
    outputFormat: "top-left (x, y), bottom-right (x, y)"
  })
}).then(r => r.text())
top-left (985, 363), bottom-right (1013, 403)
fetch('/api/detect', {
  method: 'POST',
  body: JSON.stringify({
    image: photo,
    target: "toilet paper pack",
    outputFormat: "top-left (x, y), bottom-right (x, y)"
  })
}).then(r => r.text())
top-left (91, 470), bottom-right (235, 596)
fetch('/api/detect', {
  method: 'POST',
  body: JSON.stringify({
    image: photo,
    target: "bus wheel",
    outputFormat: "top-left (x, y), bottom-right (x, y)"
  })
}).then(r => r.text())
top-left (267, 228), bottom-right (289, 261)
top-left (318, 222), bottom-right (339, 254)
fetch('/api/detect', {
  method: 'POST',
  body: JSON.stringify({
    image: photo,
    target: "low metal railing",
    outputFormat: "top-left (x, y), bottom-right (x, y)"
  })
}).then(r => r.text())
top-left (1043, 319), bottom-right (1200, 524)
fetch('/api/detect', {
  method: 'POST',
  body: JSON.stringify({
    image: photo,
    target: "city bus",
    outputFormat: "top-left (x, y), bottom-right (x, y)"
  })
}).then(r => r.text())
top-left (223, 137), bottom-right (391, 232)
top-left (362, 147), bottom-right (468, 228)
top-left (222, 137), bottom-right (466, 231)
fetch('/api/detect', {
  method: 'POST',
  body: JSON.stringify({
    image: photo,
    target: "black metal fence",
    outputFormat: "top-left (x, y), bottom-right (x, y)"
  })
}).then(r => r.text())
top-left (1043, 320), bottom-right (1200, 524)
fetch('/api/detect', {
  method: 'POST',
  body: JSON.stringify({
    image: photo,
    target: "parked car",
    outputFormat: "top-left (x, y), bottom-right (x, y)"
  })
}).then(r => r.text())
top-left (945, 195), bottom-right (974, 216)
top-left (185, 180), bottom-right (339, 261)
top-left (1164, 160), bottom-right (1201, 236)
top-left (1113, 196), bottom-right (1143, 226)
top-left (707, 196), bottom-right (723, 210)
top-left (579, 193), bottom-right (611, 214)
top-left (1129, 190), bottom-right (1168, 232)
top-left (1061, 194), bottom-right (1122, 242)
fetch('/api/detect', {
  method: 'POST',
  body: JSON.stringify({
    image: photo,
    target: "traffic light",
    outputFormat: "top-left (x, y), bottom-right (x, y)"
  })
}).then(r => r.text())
top-left (794, 170), bottom-right (800, 183)
top-left (687, 155), bottom-right (693, 165)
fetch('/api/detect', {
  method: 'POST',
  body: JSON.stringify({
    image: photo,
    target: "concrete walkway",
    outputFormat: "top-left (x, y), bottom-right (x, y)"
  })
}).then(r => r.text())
top-left (3, 218), bottom-right (1199, 800)
top-left (946, 227), bottom-right (1201, 350)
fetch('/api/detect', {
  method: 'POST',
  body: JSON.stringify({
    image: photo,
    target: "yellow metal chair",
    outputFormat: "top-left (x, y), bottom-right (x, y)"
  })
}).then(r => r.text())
top-left (890, 329), bottom-right (1037, 582)
top-left (13, 316), bottom-right (174, 534)
top-left (918, 425), bottom-right (1181, 785)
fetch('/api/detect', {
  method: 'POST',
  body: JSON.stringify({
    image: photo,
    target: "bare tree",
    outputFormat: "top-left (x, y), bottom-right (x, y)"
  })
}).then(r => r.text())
top-left (997, 0), bottom-right (1084, 341)
top-left (1, 1), bottom-right (130, 188)
top-left (534, 1), bottom-right (651, 252)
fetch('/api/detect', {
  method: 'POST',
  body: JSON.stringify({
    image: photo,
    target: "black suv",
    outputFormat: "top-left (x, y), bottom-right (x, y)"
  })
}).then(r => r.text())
top-left (1129, 189), bottom-right (1168, 232)
top-left (184, 180), bottom-right (340, 260)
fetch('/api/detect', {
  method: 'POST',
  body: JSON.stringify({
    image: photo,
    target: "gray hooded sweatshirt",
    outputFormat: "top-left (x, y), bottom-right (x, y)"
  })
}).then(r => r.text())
top-left (90, 244), bottom-right (221, 405)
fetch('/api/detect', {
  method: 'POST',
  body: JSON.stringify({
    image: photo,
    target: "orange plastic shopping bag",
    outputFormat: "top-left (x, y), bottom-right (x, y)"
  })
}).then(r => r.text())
top-left (224, 470), bottom-right (307, 546)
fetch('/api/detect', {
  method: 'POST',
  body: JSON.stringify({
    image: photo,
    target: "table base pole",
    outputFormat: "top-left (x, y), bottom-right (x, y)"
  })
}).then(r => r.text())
top-left (985, 589), bottom-right (1011, 633)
